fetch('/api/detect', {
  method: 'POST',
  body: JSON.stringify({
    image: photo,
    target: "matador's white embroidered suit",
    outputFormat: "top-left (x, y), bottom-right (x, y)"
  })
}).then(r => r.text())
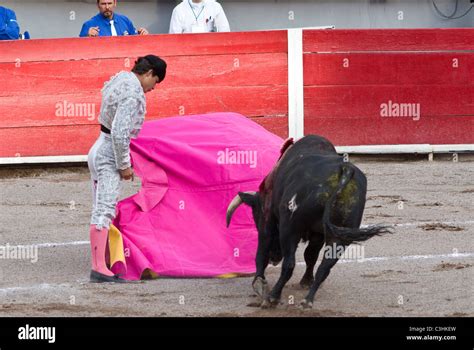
top-left (88, 71), bottom-right (146, 229)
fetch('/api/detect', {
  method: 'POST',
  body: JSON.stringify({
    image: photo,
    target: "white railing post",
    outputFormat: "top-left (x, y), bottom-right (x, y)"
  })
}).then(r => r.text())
top-left (287, 28), bottom-right (304, 140)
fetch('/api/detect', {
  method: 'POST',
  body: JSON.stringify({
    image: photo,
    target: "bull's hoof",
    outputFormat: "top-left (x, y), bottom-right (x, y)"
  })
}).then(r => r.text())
top-left (299, 277), bottom-right (314, 289)
top-left (269, 296), bottom-right (280, 306)
top-left (246, 301), bottom-right (262, 308)
top-left (252, 277), bottom-right (269, 299)
top-left (300, 299), bottom-right (313, 309)
top-left (261, 297), bottom-right (279, 309)
top-left (260, 299), bottom-right (271, 309)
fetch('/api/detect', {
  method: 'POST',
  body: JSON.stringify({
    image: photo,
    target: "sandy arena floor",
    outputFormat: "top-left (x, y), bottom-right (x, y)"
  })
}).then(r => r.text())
top-left (0, 155), bottom-right (472, 317)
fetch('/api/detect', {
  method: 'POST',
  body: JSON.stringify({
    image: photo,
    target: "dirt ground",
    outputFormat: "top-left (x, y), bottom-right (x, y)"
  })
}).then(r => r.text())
top-left (0, 155), bottom-right (472, 317)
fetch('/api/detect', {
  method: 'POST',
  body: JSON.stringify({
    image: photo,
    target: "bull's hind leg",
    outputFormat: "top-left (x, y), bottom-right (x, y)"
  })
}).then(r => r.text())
top-left (301, 240), bottom-right (347, 309)
top-left (262, 227), bottom-right (299, 308)
top-left (299, 234), bottom-right (325, 288)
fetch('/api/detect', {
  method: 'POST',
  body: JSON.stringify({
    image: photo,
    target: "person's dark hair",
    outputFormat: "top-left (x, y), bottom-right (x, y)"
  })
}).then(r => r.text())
top-left (132, 55), bottom-right (167, 83)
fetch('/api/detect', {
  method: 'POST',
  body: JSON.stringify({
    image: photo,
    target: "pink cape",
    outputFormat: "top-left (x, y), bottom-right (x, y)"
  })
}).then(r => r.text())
top-left (111, 113), bottom-right (282, 279)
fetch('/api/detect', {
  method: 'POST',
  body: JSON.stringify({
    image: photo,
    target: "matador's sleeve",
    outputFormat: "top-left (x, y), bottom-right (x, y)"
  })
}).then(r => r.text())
top-left (110, 92), bottom-right (140, 170)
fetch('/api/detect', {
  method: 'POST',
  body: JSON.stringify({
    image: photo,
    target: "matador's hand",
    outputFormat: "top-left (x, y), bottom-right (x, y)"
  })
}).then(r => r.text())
top-left (119, 167), bottom-right (135, 181)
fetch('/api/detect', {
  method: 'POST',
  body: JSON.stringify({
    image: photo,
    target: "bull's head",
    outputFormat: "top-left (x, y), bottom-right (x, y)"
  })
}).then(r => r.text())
top-left (226, 138), bottom-right (295, 267)
top-left (226, 191), bottom-right (261, 229)
top-left (226, 191), bottom-right (282, 266)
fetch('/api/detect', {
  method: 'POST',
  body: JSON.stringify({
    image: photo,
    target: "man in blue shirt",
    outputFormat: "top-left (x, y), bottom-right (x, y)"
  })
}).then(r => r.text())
top-left (80, 0), bottom-right (149, 37)
top-left (0, 6), bottom-right (20, 40)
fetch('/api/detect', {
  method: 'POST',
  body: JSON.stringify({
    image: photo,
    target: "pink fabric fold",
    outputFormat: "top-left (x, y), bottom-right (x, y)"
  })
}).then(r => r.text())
top-left (112, 112), bottom-right (282, 280)
top-left (130, 142), bottom-right (169, 212)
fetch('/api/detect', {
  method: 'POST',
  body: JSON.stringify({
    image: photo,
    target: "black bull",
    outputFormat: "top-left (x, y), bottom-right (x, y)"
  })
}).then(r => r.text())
top-left (226, 135), bottom-right (391, 309)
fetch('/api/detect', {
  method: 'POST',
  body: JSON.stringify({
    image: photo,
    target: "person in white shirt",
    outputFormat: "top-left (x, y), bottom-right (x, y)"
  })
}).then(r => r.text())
top-left (169, 0), bottom-right (230, 34)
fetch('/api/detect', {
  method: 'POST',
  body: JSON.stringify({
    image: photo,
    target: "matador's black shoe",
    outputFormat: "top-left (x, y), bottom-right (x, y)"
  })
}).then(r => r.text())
top-left (90, 270), bottom-right (129, 283)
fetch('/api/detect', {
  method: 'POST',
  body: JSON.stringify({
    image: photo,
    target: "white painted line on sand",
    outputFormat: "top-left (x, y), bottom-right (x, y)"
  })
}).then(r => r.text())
top-left (34, 241), bottom-right (90, 248)
top-left (0, 251), bottom-right (472, 294)
top-left (5, 220), bottom-right (472, 251)
top-left (0, 283), bottom-right (72, 294)
top-left (1, 250), bottom-right (473, 294)
top-left (307, 252), bottom-right (474, 265)
top-left (362, 221), bottom-right (474, 229)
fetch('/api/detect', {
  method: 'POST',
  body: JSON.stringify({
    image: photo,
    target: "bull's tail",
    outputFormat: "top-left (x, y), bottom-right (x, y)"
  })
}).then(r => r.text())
top-left (322, 165), bottom-right (392, 245)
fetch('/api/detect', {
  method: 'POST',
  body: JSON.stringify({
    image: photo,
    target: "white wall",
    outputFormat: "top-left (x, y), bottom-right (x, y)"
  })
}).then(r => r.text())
top-left (2, 0), bottom-right (175, 38)
top-left (2, 0), bottom-right (472, 39)
top-left (224, 0), bottom-right (473, 31)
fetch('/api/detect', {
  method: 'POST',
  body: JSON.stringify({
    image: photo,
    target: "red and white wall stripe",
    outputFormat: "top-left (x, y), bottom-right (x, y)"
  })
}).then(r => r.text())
top-left (0, 28), bottom-right (472, 164)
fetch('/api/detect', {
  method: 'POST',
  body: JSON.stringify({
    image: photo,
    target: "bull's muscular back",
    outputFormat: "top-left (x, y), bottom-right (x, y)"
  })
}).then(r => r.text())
top-left (259, 135), bottom-right (341, 221)
top-left (274, 135), bottom-right (346, 199)
top-left (261, 135), bottom-right (337, 191)
top-left (276, 135), bottom-right (339, 176)
top-left (286, 135), bottom-right (337, 157)
top-left (271, 135), bottom-right (367, 228)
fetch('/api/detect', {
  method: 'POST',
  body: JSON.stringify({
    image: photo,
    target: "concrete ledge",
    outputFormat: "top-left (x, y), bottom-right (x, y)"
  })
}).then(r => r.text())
top-left (336, 144), bottom-right (474, 155)
top-left (1, 144), bottom-right (472, 165)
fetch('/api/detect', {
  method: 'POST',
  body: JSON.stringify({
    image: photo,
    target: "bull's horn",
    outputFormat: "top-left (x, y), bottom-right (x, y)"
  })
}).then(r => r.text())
top-left (226, 191), bottom-right (256, 227)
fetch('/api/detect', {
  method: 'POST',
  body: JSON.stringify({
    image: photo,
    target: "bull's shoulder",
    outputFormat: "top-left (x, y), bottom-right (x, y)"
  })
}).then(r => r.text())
top-left (280, 147), bottom-right (340, 168)
top-left (291, 135), bottom-right (337, 155)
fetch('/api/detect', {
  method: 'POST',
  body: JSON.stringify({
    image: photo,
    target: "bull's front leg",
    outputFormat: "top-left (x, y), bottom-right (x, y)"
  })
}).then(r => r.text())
top-left (252, 222), bottom-right (277, 302)
top-left (252, 234), bottom-right (271, 301)
top-left (262, 228), bottom-right (298, 309)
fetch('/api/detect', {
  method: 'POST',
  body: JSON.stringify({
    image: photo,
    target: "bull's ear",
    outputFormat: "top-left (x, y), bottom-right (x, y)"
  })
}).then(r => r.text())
top-left (238, 191), bottom-right (259, 207)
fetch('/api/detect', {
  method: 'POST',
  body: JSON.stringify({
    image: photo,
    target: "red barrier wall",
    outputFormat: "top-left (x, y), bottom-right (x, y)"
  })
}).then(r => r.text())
top-left (0, 29), bottom-right (472, 159)
top-left (0, 31), bottom-right (289, 158)
top-left (303, 29), bottom-right (474, 145)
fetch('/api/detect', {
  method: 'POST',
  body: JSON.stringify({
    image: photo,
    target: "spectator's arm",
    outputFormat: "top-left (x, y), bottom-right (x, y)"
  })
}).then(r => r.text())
top-left (215, 3), bottom-right (230, 32)
top-left (126, 17), bottom-right (138, 35)
top-left (79, 22), bottom-right (90, 37)
top-left (0, 9), bottom-right (20, 40)
top-left (169, 8), bottom-right (183, 34)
